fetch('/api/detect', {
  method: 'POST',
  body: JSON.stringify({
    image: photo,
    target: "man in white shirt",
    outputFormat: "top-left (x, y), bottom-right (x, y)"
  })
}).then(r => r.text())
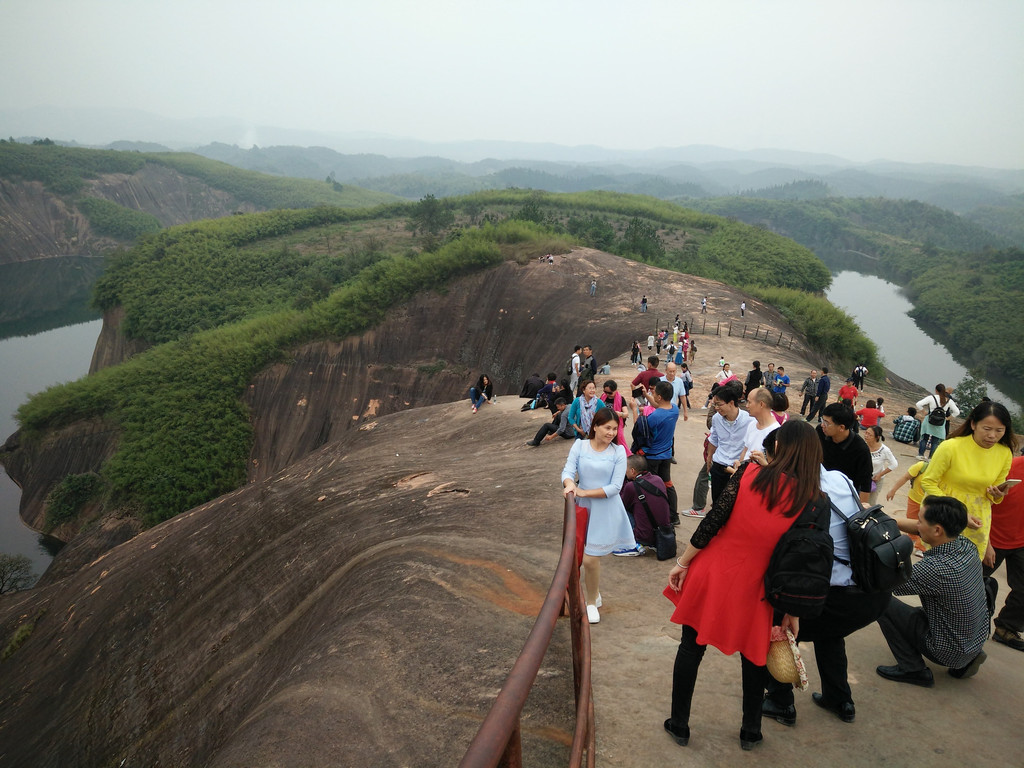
top-left (663, 362), bottom-right (689, 422)
top-left (736, 387), bottom-right (778, 467)
top-left (569, 345), bottom-right (582, 394)
top-left (706, 381), bottom-right (753, 503)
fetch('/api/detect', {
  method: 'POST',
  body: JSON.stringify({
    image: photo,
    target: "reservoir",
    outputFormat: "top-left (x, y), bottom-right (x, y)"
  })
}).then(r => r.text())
top-left (825, 270), bottom-right (1018, 410)
top-left (0, 320), bottom-right (102, 578)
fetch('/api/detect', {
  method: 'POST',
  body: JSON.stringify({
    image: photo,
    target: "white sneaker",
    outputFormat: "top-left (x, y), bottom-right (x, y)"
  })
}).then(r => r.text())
top-left (587, 604), bottom-right (601, 624)
top-left (595, 593), bottom-right (602, 608)
top-left (681, 508), bottom-right (706, 518)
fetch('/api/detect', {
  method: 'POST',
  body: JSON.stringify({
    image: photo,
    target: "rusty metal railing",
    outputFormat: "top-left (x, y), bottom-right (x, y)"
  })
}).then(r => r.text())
top-left (459, 493), bottom-right (595, 768)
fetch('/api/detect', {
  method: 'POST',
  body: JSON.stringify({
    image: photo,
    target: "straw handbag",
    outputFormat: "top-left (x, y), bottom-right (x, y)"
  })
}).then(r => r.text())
top-left (766, 626), bottom-right (808, 690)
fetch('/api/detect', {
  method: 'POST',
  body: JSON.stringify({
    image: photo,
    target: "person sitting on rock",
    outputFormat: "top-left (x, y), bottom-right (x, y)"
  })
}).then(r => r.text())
top-left (520, 372), bottom-right (545, 400)
top-left (469, 373), bottom-right (494, 413)
top-left (892, 407), bottom-right (921, 444)
top-left (531, 372), bottom-right (562, 413)
top-left (876, 495), bottom-right (990, 687)
top-left (615, 454), bottom-right (672, 556)
top-left (526, 398), bottom-right (574, 446)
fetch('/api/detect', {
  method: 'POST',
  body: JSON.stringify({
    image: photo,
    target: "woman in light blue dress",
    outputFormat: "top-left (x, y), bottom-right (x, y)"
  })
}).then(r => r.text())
top-left (562, 408), bottom-right (636, 624)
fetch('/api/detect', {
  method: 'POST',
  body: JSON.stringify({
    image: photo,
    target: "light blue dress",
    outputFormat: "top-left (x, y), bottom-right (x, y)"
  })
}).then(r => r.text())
top-left (561, 440), bottom-right (636, 556)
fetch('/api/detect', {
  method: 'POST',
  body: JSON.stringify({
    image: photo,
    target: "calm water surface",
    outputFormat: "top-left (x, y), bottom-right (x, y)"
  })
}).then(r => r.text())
top-left (0, 320), bottom-right (102, 578)
top-left (825, 271), bottom-right (1017, 408)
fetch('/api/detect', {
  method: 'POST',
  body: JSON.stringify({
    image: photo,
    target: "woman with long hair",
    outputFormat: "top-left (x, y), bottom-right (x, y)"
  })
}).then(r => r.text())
top-left (469, 373), bottom-right (494, 413)
top-left (864, 425), bottom-right (898, 505)
top-left (920, 400), bottom-right (1017, 563)
top-left (663, 419), bottom-right (822, 752)
top-left (561, 408), bottom-right (635, 624)
top-left (599, 379), bottom-right (631, 456)
top-left (915, 384), bottom-right (960, 460)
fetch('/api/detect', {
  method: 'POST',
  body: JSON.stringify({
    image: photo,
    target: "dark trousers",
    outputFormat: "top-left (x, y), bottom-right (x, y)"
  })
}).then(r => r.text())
top-left (710, 462), bottom-right (732, 506)
top-left (532, 422), bottom-right (572, 444)
top-left (877, 598), bottom-right (946, 672)
top-left (800, 393), bottom-right (815, 416)
top-left (766, 587), bottom-right (891, 706)
top-left (805, 394), bottom-right (827, 421)
top-left (692, 463), bottom-right (709, 511)
top-left (672, 624), bottom-right (766, 732)
top-left (985, 546), bottom-right (1024, 632)
top-left (646, 458), bottom-right (678, 518)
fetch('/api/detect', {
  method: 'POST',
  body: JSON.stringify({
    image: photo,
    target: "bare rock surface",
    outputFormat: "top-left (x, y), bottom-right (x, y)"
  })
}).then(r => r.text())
top-left (3, 249), bottom-right (1019, 766)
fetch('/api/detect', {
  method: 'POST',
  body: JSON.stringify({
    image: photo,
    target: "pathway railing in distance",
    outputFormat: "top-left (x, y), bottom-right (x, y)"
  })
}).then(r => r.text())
top-left (459, 493), bottom-right (595, 768)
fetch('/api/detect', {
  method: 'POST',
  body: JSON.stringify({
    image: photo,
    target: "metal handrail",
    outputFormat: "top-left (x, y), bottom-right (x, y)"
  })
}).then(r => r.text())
top-left (459, 493), bottom-right (594, 768)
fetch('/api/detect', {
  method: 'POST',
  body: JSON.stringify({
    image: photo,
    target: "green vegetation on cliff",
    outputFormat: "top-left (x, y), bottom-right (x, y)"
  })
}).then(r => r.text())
top-left (76, 197), bottom-right (162, 240)
top-left (146, 152), bottom-right (399, 209)
top-left (457, 190), bottom-right (875, 368)
top-left (0, 141), bottom-right (145, 194)
top-left (686, 195), bottom-right (1019, 383)
top-left (20, 213), bottom-right (566, 525)
top-left (0, 141), bottom-right (400, 233)
top-left (19, 190), bottom-right (877, 527)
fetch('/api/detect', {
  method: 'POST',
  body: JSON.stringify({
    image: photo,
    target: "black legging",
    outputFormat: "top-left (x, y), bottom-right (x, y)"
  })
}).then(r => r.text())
top-left (671, 624), bottom-right (767, 732)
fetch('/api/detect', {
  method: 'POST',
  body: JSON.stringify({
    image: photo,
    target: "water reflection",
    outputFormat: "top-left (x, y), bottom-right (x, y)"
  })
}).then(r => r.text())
top-left (825, 270), bottom-right (1019, 410)
top-left (0, 319), bottom-right (102, 579)
top-left (0, 257), bottom-right (104, 341)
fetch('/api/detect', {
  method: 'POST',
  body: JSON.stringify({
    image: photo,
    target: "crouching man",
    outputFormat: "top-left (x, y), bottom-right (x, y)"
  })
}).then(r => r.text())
top-left (875, 495), bottom-right (990, 687)
top-left (613, 455), bottom-right (672, 556)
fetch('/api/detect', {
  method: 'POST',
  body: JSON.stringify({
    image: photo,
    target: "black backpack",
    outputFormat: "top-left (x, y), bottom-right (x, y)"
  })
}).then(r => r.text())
top-left (631, 413), bottom-right (653, 453)
top-left (829, 479), bottom-right (914, 593)
top-left (927, 396), bottom-right (948, 427)
top-left (764, 493), bottom-right (835, 617)
top-left (632, 477), bottom-right (676, 561)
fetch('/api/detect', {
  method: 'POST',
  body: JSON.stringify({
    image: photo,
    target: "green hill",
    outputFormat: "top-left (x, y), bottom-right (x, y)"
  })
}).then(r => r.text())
top-left (17, 191), bottom-right (871, 529)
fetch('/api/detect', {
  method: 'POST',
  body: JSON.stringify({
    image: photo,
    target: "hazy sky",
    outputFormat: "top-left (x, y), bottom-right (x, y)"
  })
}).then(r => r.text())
top-left (2, 0), bottom-right (1022, 167)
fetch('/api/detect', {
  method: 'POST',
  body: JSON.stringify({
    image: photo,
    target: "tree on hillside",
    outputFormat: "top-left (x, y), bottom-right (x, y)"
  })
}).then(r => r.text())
top-left (620, 217), bottom-right (665, 262)
top-left (409, 194), bottom-right (455, 236)
top-left (0, 554), bottom-right (35, 594)
top-left (511, 192), bottom-right (547, 224)
top-left (409, 194), bottom-right (455, 251)
top-left (952, 367), bottom-right (988, 416)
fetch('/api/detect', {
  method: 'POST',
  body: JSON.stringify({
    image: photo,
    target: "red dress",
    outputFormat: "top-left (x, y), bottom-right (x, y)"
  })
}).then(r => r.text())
top-left (665, 464), bottom-right (794, 665)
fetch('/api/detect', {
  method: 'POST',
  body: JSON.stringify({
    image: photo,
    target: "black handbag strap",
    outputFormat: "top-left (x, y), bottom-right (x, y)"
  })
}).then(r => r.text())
top-left (828, 476), bottom-right (868, 524)
top-left (632, 477), bottom-right (666, 530)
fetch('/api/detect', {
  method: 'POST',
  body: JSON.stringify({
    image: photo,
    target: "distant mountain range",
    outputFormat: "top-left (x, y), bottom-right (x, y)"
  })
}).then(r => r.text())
top-left (4, 104), bottom-right (1023, 242)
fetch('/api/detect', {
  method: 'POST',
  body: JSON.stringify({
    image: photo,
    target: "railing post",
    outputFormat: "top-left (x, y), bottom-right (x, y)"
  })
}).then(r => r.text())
top-left (496, 722), bottom-right (523, 768)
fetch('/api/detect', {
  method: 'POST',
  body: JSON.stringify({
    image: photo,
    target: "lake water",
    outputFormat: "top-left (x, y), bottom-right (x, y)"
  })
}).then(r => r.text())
top-left (825, 270), bottom-right (1018, 410)
top-left (0, 320), bottom-right (102, 580)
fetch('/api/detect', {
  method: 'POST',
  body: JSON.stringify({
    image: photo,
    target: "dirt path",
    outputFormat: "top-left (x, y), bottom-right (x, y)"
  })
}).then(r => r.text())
top-left (539, 335), bottom-right (1022, 767)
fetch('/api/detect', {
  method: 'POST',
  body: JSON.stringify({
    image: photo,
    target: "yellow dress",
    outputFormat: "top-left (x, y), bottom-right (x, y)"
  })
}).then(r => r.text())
top-left (919, 435), bottom-right (1012, 559)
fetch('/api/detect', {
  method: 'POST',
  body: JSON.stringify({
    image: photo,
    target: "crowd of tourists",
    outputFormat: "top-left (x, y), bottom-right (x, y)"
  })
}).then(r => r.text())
top-left (474, 308), bottom-right (1022, 753)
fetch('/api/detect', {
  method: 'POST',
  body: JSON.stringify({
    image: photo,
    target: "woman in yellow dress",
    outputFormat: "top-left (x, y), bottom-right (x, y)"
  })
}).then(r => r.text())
top-left (919, 401), bottom-right (1017, 564)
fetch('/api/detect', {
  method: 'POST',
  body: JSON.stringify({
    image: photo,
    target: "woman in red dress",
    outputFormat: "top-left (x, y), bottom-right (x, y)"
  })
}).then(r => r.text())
top-left (663, 419), bottom-right (823, 751)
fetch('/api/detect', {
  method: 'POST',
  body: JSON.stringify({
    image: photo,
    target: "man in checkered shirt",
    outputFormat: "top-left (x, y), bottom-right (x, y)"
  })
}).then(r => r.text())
top-left (875, 495), bottom-right (990, 687)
